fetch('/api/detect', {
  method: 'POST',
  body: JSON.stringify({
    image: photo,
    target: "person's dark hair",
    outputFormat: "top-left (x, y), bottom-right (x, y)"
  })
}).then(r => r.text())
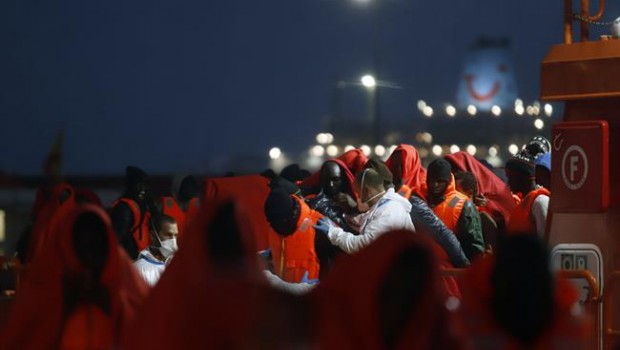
top-left (280, 164), bottom-right (303, 183)
top-left (178, 175), bottom-right (199, 203)
top-left (454, 171), bottom-right (478, 197)
top-left (427, 158), bottom-right (452, 182)
top-left (125, 166), bottom-right (148, 191)
top-left (491, 234), bottom-right (554, 346)
top-left (355, 168), bottom-right (384, 189)
top-left (378, 245), bottom-right (432, 348)
top-left (153, 214), bottom-right (176, 235)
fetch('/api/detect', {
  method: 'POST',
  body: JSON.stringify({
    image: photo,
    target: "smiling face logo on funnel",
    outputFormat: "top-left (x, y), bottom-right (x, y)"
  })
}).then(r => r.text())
top-left (456, 38), bottom-right (518, 112)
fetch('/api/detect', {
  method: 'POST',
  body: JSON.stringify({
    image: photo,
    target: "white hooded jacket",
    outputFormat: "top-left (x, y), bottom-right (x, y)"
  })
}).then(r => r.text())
top-left (327, 188), bottom-right (415, 254)
top-left (134, 249), bottom-right (167, 287)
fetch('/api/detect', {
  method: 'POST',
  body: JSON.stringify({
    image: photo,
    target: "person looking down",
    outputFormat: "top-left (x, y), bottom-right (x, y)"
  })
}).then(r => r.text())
top-left (505, 151), bottom-right (550, 237)
top-left (133, 214), bottom-right (178, 286)
top-left (426, 159), bottom-right (485, 261)
top-left (314, 168), bottom-right (415, 254)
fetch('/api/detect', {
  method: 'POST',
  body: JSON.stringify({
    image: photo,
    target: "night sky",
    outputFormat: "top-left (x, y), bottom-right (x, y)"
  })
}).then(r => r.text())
top-left (1, 0), bottom-right (617, 175)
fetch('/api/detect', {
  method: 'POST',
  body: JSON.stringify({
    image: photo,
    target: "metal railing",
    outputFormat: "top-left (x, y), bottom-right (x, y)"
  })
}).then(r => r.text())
top-left (565, 0), bottom-right (606, 43)
top-left (603, 271), bottom-right (620, 349)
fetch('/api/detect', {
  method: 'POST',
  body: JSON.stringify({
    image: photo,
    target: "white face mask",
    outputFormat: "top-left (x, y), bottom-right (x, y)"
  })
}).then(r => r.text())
top-left (356, 191), bottom-right (386, 212)
top-left (159, 238), bottom-right (178, 259)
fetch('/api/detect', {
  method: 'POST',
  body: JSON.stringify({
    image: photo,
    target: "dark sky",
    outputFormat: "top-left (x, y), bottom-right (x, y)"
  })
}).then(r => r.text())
top-left (1, 0), bottom-right (615, 175)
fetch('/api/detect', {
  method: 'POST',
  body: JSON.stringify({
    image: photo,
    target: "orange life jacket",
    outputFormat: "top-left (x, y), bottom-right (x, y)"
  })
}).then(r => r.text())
top-left (160, 196), bottom-right (199, 236)
top-left (431, 175), bottom-right (468, 232)
top-left (268, 196), bottom-right (322, 283)
top-left (397, 184), bottom-right (413, 199)
top-left (112, 198), bottom-right (151, 251)
top-left (506, 187), bottom-right (550, 235)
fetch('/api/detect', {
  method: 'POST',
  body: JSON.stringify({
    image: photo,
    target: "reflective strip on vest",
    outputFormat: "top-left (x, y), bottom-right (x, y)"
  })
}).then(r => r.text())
top-left (448, 196), bottom-right (461, 208)
top-left (434, 194), bottom-right (466, 232)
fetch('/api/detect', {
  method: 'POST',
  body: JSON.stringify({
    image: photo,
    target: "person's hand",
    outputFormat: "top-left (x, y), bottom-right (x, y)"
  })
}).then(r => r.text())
top-left (300, 271), bottom-right (319, 285)
top-left (474, 194), bottom-right (488, 207)
top-left (314, 218), bottom-right (334, 235)
top-left (334, 193), bottom-right (357, 209)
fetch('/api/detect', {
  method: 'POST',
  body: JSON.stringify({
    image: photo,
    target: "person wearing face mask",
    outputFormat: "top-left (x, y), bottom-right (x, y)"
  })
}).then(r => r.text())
top-left (111, 166), bottom-right (157, 260)
top-left (134, 214), bottom-right (178, 286)
top-left (426, 159), bottom-right (485, 261)
top-left (159, 174), bottom-right (200, 236)
top-left (314, 169), bottom-right (415, 254)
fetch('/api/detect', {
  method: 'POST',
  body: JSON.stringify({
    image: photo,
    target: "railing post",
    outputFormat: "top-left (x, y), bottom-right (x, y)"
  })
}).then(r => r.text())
top-left (566, 0), bottom-right (574, 43)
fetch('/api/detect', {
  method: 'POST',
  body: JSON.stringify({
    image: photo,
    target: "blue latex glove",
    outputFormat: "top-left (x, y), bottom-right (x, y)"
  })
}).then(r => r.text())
top-left (300, 271), bottom-right (319, 285)
top-left (257, 249), bottom-right (272, 259)
top-left (313, 217), bottom-right (333, 236)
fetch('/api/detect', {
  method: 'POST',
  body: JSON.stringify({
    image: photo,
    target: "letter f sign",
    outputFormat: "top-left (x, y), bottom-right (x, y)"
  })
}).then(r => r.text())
top-left (570, 156), bottom-right (579, 182)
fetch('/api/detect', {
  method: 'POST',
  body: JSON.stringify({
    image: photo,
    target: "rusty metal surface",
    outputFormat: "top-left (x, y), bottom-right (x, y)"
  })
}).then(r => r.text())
top-left (541, 40), bottom-right (620, 101)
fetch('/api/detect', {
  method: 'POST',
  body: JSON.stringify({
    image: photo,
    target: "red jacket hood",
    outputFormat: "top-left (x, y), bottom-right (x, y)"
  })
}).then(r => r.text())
top-left (444, 151), bottom-right (516, 221)
top-left (2, 204), bottom-right (148, 349)
top-left (385, 144), bottom-right (427, 198)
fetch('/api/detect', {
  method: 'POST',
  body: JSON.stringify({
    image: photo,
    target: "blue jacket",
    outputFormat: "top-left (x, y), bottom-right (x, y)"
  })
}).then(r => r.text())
top-left (409, 196), bottom-right (470, 267)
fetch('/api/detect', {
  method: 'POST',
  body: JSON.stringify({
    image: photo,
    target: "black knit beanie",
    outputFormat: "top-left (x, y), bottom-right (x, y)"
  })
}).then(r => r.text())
top-left (427, 158), bottom-right (452, 182)
top-left (125, 166), bottom-right (147, 189)
top-left (280, 164), bottom-right (303, 183)
top-left (264, 188), bottom-right (299, 236)
top-left (269, 176), bottom-right (301, 196)
top-left (505, 151), bottom-right (536, 178)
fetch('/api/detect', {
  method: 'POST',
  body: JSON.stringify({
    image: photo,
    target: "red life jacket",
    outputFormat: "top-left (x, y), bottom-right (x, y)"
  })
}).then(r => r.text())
top-left (268, 196), bottom-right (322, 283)
top-left (111, 198), bottom-right (151, 251)
top-left (507, 187), bottom-right (550, 235)
top-left (160, 196), bottom-right (199, 236)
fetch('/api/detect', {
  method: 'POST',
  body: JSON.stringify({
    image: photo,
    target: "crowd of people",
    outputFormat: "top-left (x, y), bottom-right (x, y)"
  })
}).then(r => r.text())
top-left (0, 135), bottom-right (594, 349)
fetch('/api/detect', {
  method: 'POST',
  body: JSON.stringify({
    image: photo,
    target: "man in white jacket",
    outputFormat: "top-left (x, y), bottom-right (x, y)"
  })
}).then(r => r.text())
top-left (314, 168), bottom-right (415, 254)
top-left (134, 214), bottom-right (178, 286)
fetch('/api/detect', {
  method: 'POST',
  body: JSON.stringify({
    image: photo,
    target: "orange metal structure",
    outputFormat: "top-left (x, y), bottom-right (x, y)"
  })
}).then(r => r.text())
top-left (542, 0), bottom-right (620, 348)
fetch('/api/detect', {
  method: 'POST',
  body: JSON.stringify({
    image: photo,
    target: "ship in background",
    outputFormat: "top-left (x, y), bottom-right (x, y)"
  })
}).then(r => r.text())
top-left (456, 37), bottom-right (519, 112)
top-left (265, 36), bottom-right (557, 173)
